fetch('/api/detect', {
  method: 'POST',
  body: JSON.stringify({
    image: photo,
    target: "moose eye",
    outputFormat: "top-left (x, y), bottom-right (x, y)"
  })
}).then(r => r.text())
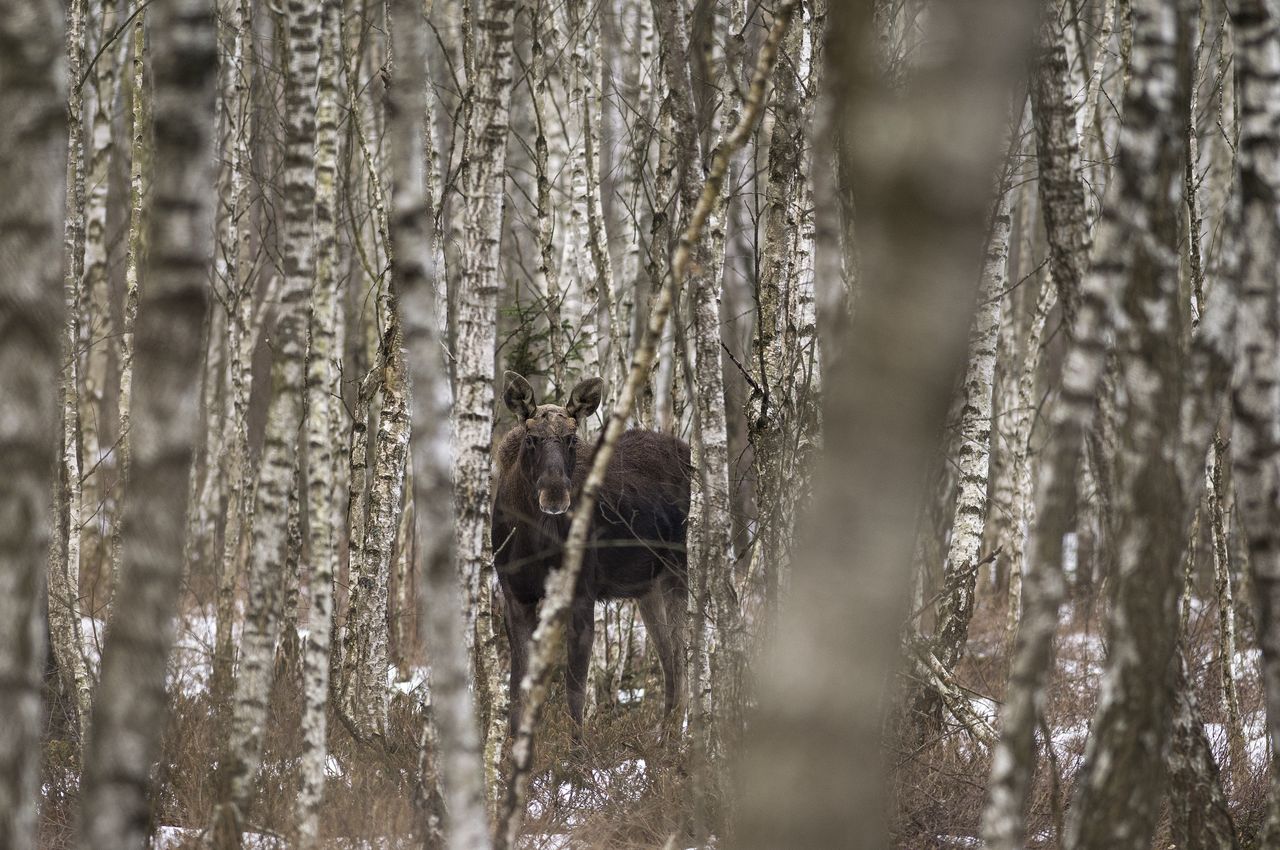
top-left (524, 433), bottom-right (538, 448)
top-left (566, 435), bottom-right (578, 449)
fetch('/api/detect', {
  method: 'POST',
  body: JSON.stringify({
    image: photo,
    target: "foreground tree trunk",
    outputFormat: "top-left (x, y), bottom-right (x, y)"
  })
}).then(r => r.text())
top-left (387, 1), bottom-right (492, 845)
top-left (734, 0), bottom-right (1034, 846)
top-left (76, 0), bottom-right (218, 846)
top-left (1228, 0), bottom-right (1280, 775)
top-left (0, 1), bottom-right (66, 846)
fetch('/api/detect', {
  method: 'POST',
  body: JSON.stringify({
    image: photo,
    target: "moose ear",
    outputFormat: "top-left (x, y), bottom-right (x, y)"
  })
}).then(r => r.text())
top-left (503, 371), bottom-right (537, 421)
top-left (565, 377), bottom-right (604, 422)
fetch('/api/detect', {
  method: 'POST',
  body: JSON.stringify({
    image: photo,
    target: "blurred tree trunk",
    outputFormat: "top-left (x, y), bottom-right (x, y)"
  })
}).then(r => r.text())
top-left (997, 0), bottom-right (1090, 638)
top-left (1167, 641), bottom-right (1241, 849)
top-left (1228, 0), bottom-right (1280, 790)
top-left (387, 0), bottom-right (493, 844)
top-left (735, 0), bottom-right (1034, 846)
top-left (216, 0), bottom-right (319, 838)
top-left (76, 0), bottom-right (218, 846)
top-left (0, 0), bottom-right (66, 846)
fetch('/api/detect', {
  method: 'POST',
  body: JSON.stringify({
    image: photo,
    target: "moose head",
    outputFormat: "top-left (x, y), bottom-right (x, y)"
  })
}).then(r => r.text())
top-left (502, 371), bottom-right (603, 515)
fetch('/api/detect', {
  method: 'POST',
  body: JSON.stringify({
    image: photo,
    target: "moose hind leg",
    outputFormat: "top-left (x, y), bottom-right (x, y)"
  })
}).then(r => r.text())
top-left (638, 584), bottom-right (680, 720)
top-left (661, 568), bottom-right (689, 724)
top-left (565, 597), bottom-right (596, 732)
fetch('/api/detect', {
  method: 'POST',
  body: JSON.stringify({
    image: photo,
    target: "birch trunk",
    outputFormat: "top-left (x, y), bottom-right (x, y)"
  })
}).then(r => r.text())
top-left (210, 0), bottom-right (255, 737)
top-left (981, 0), bottom-right (1128, 839)
top-left (216, 0), bottom-right (319, 835)
top-left (1209, 434), bottom-right (1248, 787)
top-left (50, 0), bottom-right (93, 748)
top-left (452, 0), bottom-right (518, 802)
top-left (77, 0), bottom-right (218, 846)
top-left (295, 0), bottom-right (343, 843)
top-left (0, 1), bottom-right (66, 845)
top-left (78, 0), bottom-right (124, 596)
top-left (1227, 0), bottom-right (1280, 773)
top-left (387, 0), bottom-right (492, 843)
top-left (108, 7), bottom-right (148, 607)
top-left (931, 177), bottom-right (1015, 672)
top-left (1062, 3), bottom-right (1195, 846)
top-left (1166, 651), bottom-right (1241, 850)
top-left (748, 0), bottom-right (803, 622)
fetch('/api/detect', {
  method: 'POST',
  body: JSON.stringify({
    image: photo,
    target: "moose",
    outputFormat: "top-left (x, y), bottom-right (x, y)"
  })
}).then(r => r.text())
top-left (492, 371), bottom-right (691, 736)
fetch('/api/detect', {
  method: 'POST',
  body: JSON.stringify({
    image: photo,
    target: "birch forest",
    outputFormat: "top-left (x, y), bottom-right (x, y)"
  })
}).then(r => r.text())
top-left (6, 0), bottom-right (1280, 846)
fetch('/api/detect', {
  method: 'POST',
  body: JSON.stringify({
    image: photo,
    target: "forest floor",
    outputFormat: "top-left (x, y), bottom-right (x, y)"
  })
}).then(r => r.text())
top-left (38, 588), bottom-right (1270, 849)
top-left (892, 593), bottom-right (1271, 848)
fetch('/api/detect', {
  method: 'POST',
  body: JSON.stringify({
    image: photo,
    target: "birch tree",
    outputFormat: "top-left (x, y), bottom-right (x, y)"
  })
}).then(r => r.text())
top-left (76, 0), bottom-right (219, 847)
top-left (79, 0), bottom-right (125, 593)
top-left (452, 0), bottom-right (519, 796)
top-left (296, 0), bottom-right (343, 843)
top-left (49, 0), bottom-right (93, 749)
top-left (1062, 3), bottom-right (1197, 846)
top-left (0, 1), bottom-right (66, 846)
top-left (216, 0), bottom-right (319, 836)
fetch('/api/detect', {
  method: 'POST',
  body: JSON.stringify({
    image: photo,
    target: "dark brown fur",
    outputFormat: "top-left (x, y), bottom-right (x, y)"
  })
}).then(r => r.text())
top-left (492, 374), bottom-right (691, 735)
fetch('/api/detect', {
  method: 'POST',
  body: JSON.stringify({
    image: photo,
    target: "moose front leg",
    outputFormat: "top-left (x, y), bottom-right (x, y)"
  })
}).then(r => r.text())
top-left (503, 590), bottom-right (539, 738)
top-left (565, 597), bottom-right (596, 733)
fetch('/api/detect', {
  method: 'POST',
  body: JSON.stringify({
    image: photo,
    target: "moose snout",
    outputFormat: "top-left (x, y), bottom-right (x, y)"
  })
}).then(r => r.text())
top-left (536, 478), bottom-right (571, 515)
top-left (538, 489), bottom-right (571, 515)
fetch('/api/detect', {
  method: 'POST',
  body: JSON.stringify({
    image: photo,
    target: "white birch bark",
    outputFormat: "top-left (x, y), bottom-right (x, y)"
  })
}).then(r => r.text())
top-left (0, 1), bottom-right (66, 845)
top-left (51, 0), bottom-right (93, 747)
top-left (209, 0), bottom-right (254, 733)
top-left (77, 0), bottom-right (219, 846)
top-left (931, 177), bottom-right (1015, 672)
top-left (1062, 3), bottom-right (1198, 846)
top-left (107, 7), bottom-right (148, 607)
top-left (78, 0), bottom-right (124, 593)
top-left (295, 0), bottom-right (343, 843)
top-left (452, 0), bottom-right (518, 803)
top-left (216, 0), bottom-right (320, 836)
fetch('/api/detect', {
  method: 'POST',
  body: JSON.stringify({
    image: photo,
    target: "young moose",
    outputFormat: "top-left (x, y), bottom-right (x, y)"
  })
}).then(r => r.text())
top-left (492, 372), bottom-right (691, 735)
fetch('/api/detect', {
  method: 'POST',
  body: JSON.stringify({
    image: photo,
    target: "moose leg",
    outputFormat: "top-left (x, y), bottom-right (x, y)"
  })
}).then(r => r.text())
top-left (565, 597), bottom-right (596, 733)
top-left (503, 591), bottom-right (539, 738)
top-left (660, 568), bottom-right (689, 727)
top-left (638, 585), bottom-right (680, 720)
